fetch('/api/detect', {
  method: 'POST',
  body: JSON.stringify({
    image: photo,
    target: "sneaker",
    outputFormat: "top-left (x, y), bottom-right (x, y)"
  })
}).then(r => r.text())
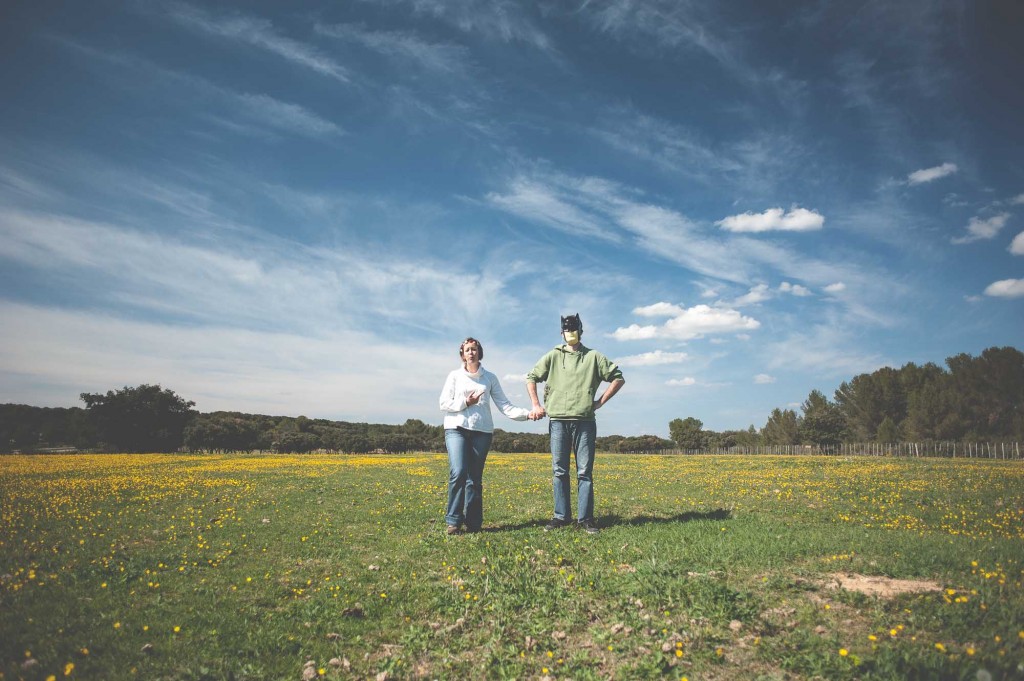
top-left (578, 519), bottom-right (600, 534)
top-left (446, 525), bottom-right (461, 535)
top-left (544, 518), bottom-right (569, 531)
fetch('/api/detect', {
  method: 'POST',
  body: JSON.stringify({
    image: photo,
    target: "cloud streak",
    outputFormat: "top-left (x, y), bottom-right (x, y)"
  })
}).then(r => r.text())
top-left (165, 2), bottom-right (351, 82)
top-left (907, 162), bottom-right (957, 185)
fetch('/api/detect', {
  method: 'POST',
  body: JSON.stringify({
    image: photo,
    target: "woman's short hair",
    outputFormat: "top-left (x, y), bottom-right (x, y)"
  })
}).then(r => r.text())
top-left (460, 337), bottom-right (483, 361)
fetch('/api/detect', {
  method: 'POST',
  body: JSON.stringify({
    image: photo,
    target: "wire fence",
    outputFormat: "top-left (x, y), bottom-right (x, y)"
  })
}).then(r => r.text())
top-left (641, 441), bottom-right (1023, 459)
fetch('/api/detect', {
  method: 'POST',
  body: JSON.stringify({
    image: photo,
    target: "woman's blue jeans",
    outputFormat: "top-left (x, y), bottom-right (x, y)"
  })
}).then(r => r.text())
top-left (550, 419), bottom-right (596, 522)
top-left (444, 427), bottom-right (493, 531)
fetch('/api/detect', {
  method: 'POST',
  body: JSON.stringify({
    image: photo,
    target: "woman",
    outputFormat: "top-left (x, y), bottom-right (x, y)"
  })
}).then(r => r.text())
top-left (439, 337), bottom-right (530, 534)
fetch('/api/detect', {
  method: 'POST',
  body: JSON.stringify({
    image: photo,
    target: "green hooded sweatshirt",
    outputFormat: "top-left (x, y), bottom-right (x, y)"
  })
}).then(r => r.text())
top-left (526, 343), bottom-right (624, 420)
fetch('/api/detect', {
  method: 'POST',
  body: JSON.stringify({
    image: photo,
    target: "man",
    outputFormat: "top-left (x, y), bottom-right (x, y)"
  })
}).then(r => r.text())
top-left (527, 313), bottom-right (625, 534)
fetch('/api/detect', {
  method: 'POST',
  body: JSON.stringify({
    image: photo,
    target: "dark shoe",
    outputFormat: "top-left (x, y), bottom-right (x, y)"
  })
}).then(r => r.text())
top-left (446, 525), bottom-right (461, 535)
top-left (578, 519), bottom-right (600, 534)
top-left (544, 518), bottom-right (569, 531)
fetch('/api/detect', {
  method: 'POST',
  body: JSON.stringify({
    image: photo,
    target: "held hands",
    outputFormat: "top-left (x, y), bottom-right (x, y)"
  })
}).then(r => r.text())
top-left (528, 406), bottom-right (547, 421)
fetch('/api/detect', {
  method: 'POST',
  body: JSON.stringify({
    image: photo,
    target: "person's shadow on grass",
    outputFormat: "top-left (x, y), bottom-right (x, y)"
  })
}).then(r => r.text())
top-left (480, 508), bottom-right (731, 533)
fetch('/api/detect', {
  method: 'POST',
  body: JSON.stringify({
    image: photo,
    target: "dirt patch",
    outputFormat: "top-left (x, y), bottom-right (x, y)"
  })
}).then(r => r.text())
top-left (828, 572), bottom-right (941, 598)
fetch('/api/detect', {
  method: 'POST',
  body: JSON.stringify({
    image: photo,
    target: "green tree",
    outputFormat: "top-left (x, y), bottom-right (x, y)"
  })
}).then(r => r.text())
top-left (80, 385), bottom-right (196, 453)
top-left (669, 417), bottom-right (706, 450)
top-left (799, 389), bottom-right (846, 446)
top-left (835, 367), bottom-right (906, 440)
top-left (946, 346), bottom-right (1024, 439)
top-left (875, 415), bottom-right (900, 443)
top-left (761, 408), bottom-right (800, 445)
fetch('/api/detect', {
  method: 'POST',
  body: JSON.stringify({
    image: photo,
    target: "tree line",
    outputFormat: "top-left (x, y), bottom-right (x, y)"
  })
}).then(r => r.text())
top-left (2, 346), bottom-right (1020, 455)
top-left (668, 346), bottom-right (1024, 450)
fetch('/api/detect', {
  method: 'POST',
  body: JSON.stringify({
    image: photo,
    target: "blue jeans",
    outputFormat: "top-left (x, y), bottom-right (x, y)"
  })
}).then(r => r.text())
top-left (444, 427), bottom-right (493, 531)
top-left (550, 419), bottom-right (596, 522)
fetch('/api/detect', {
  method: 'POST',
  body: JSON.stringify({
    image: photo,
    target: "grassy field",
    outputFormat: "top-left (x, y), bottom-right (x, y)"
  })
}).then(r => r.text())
top-left (1, 453), bottom-right (1022, 681)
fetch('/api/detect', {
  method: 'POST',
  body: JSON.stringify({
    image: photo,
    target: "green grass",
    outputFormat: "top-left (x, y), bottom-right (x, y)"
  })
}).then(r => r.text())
top-left (1, 453), bottom-right (1022, 680)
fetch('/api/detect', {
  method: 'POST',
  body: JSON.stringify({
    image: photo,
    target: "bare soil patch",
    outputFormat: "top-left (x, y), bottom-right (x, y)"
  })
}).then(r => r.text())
top-left (828, 572), bottom-right (942, 598)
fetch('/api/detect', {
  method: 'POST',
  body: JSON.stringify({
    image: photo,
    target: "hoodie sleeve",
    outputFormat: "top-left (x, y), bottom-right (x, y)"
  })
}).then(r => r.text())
top-left (439, 371), bottom-right (468, 413)
top-left (487, 373), bottom-right (529, 421)
top-left (525, 350), bottom-right (553, 383)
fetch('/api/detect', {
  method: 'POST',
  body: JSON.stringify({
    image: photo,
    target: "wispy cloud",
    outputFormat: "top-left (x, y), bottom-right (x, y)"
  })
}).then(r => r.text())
top-left (984, 279), bottom-right (1024, 299)
top-left (359, 0), bottom-right (552, 51)
top-left (761, 324), bottom-right (886, 378)
top-left (575, 0), bottom-right (765, 88)
top-left (0, 301), bottom-right (452, 422)
top-left (666, 377), bottom-right (696, 387)
top-left (616, 350), bottom-right (689, 367)
top-left (316, 22), bottom-right (469, 75)
top-left (907, 162), bottom-right (957, 185)
top-left (824, 282), bottom-right (846, 293)
top-left (164, 2), bottom-right (351, 82)
top-left (485, 177), bottom-right (622, 242)
top-left (716, 207), bottom-right (824, 233)
top-left (587, 105), bottom-right (740, 183)
top-left (58, 38), bottom-right (343, 139)
top-left (754, 374), bottom-right (775, 384)
top-left (0, 207), bottom-right (519, 336)
top-left (612, 304), bottom-right (760, 341)
top-left (951, 213), bottom-right (1010, 245)
top-left (486, 168), bottom-right (898, 322)
top-left (234, 93), bottom-right (344, 137)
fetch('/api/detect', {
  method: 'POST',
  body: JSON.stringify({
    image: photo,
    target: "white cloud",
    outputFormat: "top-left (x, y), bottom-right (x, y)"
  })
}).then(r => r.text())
top-left (952, 213), bottom-right (1010, 245)
top-left (907, 162), bottom-right (957, 185)
top-left (715, 206), bottom-right (824, 233)
top-left (616, 350), bottom-right (689, 367)
top-left (753, 374), bottom-right (775, 384)
top-left (502, 373), bottom-right (528, 383)
top-left (610, 324), bottom-right (660, 341)
top-left (779, 281), bottom-right (811, 296)
top-left (1012, 193), bottom-right (1024, 205)
top-left (1010, 231), bottom-right (1024, 256)
top-left (666, 377), bottom-right (696, 386)
top-left (165, 2), bottom-right (351, 82)
top-left (732, 283), bottom-right (771, 306)
top-left (633, 302), bottom-right (686, 317)
top-left (824, 282), bottom-right (846, 293)
top-left (984, 279), bottom-right (1024, 298)
top-left (612, 304), bottom-right (760, 341)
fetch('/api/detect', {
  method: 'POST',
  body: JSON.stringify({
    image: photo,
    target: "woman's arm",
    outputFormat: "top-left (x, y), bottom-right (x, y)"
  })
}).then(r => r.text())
top-left (439, 371), bottom-right (468, 413)
top-left (488, 374), bottom-right (530, 421)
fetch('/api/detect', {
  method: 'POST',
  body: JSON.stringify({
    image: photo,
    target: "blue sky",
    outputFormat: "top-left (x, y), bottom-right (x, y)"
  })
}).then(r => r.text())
top-left (1, 1), bottom-right (1022, 438)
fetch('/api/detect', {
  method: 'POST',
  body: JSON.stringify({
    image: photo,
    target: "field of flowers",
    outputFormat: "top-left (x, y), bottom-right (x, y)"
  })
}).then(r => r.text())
top-left (1, 453), bottom-right (1022, 680)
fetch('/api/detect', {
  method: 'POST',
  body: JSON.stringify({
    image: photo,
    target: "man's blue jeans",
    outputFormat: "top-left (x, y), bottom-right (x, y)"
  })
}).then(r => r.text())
top-left (444, 427), bottom-right (493, 531)
top-left (550, 419), bottom-right (596, 522)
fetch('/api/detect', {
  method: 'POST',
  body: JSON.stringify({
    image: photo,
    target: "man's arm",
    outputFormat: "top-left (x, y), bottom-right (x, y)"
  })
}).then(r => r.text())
top-left (527, 381), bottom-right (546, 420)
top-left (593, 378), bottom-right (624, 411)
